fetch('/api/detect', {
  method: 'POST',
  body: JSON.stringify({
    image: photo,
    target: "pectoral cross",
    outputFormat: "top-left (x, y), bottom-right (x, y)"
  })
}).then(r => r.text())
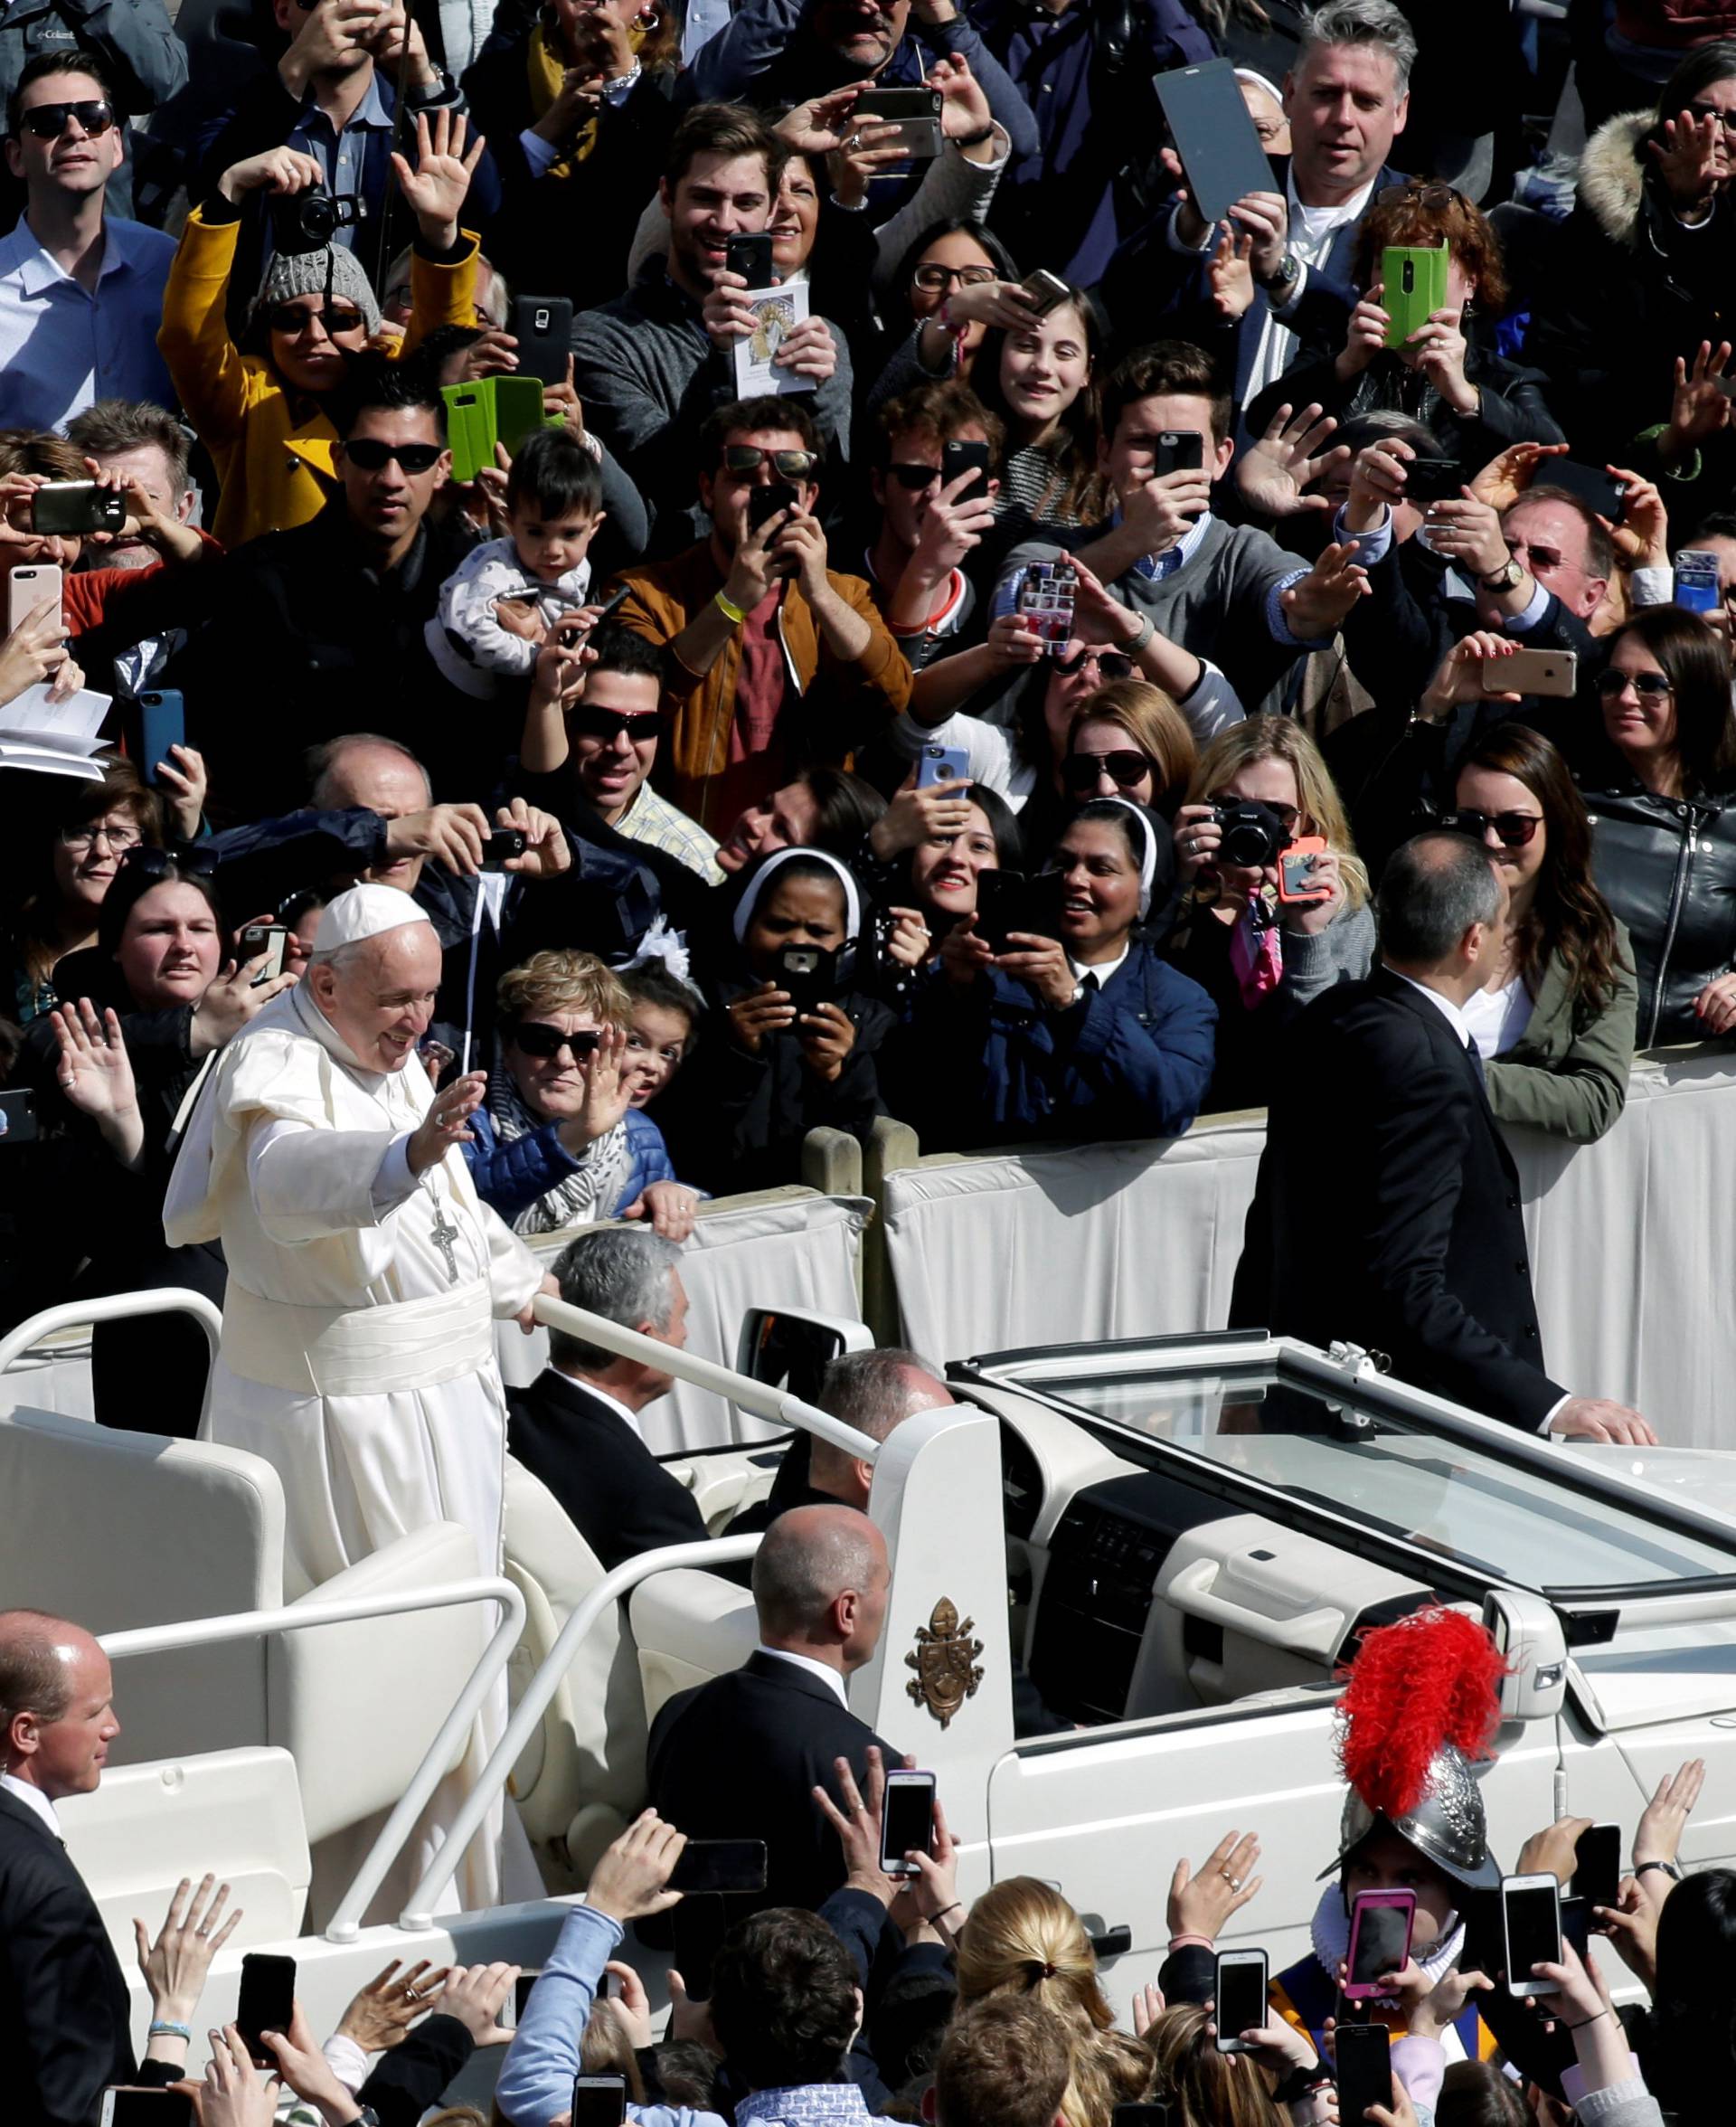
top-left (429, 1201), bottom-right (463, 1287)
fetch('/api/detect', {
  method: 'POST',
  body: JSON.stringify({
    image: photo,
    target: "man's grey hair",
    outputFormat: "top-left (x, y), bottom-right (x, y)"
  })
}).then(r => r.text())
top-left (1299, 0), bottom-right (1417, 97)
top-left (1379, 832), bottom-right (1501, 967)
top-left (548, 1228), bottom-right (683, 1370)
top-left (385, 244), bottom-right (510, 328)
top-left (818, 1347), bottom-right (942, 1442)
top-left (307, 733), bottom-right (432, 810)
top-left (751, 1505), bottom-right (882, 1637)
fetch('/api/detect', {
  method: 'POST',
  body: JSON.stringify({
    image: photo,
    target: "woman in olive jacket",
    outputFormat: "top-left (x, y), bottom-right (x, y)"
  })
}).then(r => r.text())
top-left (1448, 723), bottom-right (1637, 1143)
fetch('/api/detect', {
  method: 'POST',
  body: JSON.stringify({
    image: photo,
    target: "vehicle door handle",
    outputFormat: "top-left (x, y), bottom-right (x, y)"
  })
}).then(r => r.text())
top-left (1090, 1925), bottom-right (1131, 1958)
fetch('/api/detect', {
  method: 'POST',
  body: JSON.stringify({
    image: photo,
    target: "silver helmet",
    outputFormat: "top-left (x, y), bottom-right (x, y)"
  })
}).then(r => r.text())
top-left (1319, 1739), bottom-right (1503, 1892)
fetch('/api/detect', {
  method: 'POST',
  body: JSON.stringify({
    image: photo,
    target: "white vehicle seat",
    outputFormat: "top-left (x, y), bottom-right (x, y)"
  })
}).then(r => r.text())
top-left (630, 1567), bottom-right (760, 1725)
top-left (661, 1443), bottom-right (783, 1534)
top-left (0, 1404), bottom-right (486, 1905)
top-left (502, 1456), bottom-right (649, 1882)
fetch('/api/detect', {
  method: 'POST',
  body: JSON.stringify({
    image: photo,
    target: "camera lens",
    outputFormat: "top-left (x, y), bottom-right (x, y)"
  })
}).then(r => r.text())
top-left (1215, 804), bottom-right (1283, 869)
top-left (299, 194), bottom-right (336, 244)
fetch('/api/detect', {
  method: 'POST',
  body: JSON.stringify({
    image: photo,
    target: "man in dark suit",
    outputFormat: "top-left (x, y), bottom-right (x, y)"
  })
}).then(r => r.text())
top-left (648, 1505), bottom-right (904, 1930)
top-left (1231, 833), bottom-right (1656, 1444)
top-left (508, 1230), bottom-right (709, 1574)
top-left (0, 1610), bottom-right (193, 2123)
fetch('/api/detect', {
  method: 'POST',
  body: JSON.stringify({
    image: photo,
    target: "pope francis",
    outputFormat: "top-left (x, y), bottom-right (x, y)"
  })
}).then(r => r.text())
top-left (164, 884), bottom-right (550, 1907)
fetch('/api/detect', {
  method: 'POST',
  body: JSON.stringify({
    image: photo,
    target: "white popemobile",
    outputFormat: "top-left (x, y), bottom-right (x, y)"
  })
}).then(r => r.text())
top-left (3, 1291), bottom-right (1735, 2109)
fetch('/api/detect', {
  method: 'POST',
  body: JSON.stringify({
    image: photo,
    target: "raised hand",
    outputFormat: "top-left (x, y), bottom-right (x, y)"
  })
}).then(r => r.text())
top-left (1167, 1830), bottom-right (1264, 1942)
top-left (335, 1959), bottom-right (445, 2052)
top-left (1236, 402), bottom-right (1348, 521)
top-left (1280, 541), bottom-right (1371, 638)
top-left (1665, 339), bottom-right (1734, 464)
top-left (407, 1069), bottom-right (486, 1173)
top-left (134, 1873), bottom-right (241, 2029)
top-left (391, 109), bottom-right (486, 251)
top-left (1649, 107), bottom-right (1724, 210)
top-left (1208, 223), bottom-right (1256, 321)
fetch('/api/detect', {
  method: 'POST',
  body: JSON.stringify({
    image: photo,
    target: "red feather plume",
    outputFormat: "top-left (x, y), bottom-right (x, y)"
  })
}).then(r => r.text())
top-left (1335, 1606), bottom-right (1509, 1822)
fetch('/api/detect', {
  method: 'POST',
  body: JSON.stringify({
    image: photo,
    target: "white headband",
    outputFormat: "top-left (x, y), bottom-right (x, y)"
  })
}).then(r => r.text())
top-left (731, 846), bottom-right (863, 947)
top-left (1090, 797), bottom-right (1159, 920)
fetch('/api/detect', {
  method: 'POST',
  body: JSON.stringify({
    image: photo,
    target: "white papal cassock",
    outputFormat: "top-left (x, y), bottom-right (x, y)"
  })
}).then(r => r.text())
top-left (164, 972), bottom-right (542, 1913)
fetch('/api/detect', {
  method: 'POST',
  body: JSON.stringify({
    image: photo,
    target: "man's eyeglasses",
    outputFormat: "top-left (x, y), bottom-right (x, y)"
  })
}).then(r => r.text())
top-left (19, 100), bottom-right (114, 140)
top-left (342, 438), bottom-right (445, 474)
top-left (1052, 646), bottom-right (1135, 680)
top-left (1062, 749), bottom-right (1156, 793)
top-left (571, 707), bottom-right (661, 743)
top-left (911, 263), bottom-right (995, 293)
top-left (1596, 667), bottom-right (1675, 704)
top-left (722, 446), bottom-right (817, 477)
top-left (511, 1021), bottom-right (602, 1061)
top-left (1442, 808), bottom-right (1543, 850)
top-left (59, 819), bottom-right (142, 854)
top-left (1685, 101), bottom-right (1736, 136)
top-left (885, 462), bottom-right (943, 491)
top-left (266, 302), bottom-right (367, 337)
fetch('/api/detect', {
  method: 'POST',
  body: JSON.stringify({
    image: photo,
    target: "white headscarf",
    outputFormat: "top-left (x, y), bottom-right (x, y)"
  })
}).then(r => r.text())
top-left (730, 846), bottom-right (863, 965)
top-left (1087, 797), bottom-right (1160, 920)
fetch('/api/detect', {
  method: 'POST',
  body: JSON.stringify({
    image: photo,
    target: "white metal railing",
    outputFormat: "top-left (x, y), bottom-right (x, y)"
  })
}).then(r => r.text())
top-left (399, 1532), bottom-right (760, 1927)
top-left (533, 1293), bottom-right (879, 1462)
top-left (0, 1287), bottom-right (223, 1375)
top-left (98, 1576), bottom-right (525, 1944)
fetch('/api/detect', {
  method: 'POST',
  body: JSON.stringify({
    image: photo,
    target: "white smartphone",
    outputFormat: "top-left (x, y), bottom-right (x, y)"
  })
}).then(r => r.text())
top-left (1501, 1871), bottom-right (1562, 1997)
top-left (879, 1767), bottom-right (936, 1876)
top-left (7, 560), bottom-right (62, 636)
top-left (1213, 1946), bottom-right (1269, 2052)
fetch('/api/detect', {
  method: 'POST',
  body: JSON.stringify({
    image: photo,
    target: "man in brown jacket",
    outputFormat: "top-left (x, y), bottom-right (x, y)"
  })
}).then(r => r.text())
top-left (615, 395), bottom-right (911, 833)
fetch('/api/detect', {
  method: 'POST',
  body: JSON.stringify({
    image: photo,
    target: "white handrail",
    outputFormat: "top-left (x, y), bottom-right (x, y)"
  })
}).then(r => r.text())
top-left (0, 1287), bottom-right (223, 1375)
top-left (533, 1293), bottom-right (879, 1461)
top-left (400, 1532), bottom-right (760, 1928)
top-left (99, 1576), bottom-right (525, 1946)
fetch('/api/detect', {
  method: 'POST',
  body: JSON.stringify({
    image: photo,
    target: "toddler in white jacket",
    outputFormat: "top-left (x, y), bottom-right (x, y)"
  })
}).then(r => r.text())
top-left (429, 426), bottom-right (606, 700)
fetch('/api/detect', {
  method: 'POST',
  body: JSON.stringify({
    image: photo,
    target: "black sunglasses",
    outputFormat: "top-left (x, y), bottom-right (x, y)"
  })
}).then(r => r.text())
top-left (1052, 646), bottom-right (1135, 680)
top-left (1063, 749), bottom-right (1155, 793)
top-left (19, 99), bottom-right (114, 140)
top-left (885, 462), bottom-right (943, 490)
top-left (267, 301), bottom-right (366, 336)
top-left (342, 438), bottom-right (445, 474)
top-left (511, 1021), bottom-right (602, 1061)
top-left (1441, 808), bottom-right (1542, 849)
top-left (121, 840), bottom-right (219, 881)
top-left (722, 446), bottom-right (817, 477)
top-left (571, 706), bottom-right (661, 743)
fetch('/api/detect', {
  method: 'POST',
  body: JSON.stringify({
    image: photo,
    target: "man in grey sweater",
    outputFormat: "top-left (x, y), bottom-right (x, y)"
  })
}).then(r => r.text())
top-left (571, 101), bottom-right (853, 554)
top-left (995, 340), bottom-right (1370, 721)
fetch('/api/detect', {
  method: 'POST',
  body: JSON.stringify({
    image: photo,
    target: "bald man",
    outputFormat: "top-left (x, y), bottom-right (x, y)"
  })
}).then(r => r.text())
top-left (646, 1505), bottom-right (906, 1963)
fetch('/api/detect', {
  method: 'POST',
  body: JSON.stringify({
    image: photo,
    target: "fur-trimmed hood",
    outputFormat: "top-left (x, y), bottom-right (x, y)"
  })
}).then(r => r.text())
top-left (1577, 109), bottom-right (1653, 246)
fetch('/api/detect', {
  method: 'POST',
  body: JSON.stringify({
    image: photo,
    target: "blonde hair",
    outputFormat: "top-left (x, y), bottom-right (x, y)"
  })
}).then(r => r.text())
top-left (1146, 2003), bottom-right (1286, 2127)
top-left (497, 948), bottom-right (629, 1030)
top-left (955, 1878), bottom-right (1114, 2127)
top-left (1184, 715), bottom-right (1370, 911)
top-left (1067, 682), bottom-right (1197, 802)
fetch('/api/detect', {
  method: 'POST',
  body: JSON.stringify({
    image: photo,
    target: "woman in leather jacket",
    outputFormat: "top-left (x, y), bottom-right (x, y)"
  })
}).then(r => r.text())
top-left (1582, 607), bottom-right (1736, 1047)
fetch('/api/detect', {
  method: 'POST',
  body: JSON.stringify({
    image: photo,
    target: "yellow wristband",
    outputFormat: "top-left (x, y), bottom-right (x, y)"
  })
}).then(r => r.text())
top-left (714, 589), bottom-right (747, 626)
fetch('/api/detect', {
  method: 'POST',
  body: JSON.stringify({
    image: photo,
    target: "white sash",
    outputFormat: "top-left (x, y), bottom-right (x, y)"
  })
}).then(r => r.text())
top-left (220, 1277), bottom-right (493, 1397)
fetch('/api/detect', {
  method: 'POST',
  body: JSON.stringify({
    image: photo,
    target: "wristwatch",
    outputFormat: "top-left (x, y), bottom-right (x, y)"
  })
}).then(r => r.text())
top-left (1121, 611), bottom-right (1156, 657)
top-left (1480, 557), bottom-right (1525, 595)
top-left (1258, 249), bottom-right (1300, 298)
top-left (1634, 1858), bottom-right (1683, 1883)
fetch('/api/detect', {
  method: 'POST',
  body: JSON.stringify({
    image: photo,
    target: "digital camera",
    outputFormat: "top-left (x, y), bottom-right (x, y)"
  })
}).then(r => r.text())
top-left (269, 186), bottom-right (366, 257)
top-left (1211, 799), bottom-right (1288, 869)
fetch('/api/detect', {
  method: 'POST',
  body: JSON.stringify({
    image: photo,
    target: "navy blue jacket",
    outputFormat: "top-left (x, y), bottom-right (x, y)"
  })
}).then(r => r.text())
top-left (462, 1105), bottom-right (685, 1225)
top-left (889, 939), bottom-right (1216, 1150)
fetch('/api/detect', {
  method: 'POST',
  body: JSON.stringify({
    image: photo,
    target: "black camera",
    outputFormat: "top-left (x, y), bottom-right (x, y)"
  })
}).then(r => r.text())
top-left (1211, 800), bottom-right (1288, 869)
top-left (269, 186), bottom-right (366, 258)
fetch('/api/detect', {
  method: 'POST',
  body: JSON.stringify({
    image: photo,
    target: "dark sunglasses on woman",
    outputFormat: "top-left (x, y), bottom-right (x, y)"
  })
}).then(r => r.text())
top-left (266, 302), bottom-right (366, 337)
top-left (511, 1022), bottom-right (602, 1061)
top-left (1052, 647), bottom-right (1135, 680)
top-left (1441, 808), bottom-right (1542, 849)
top-left (1063, 749), bottom-right (1155, 793)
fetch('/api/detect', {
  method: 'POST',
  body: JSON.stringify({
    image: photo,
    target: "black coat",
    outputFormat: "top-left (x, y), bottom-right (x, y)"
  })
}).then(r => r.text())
top-left (1584, 783), bottom-right (1736, 1048)
top-left (508, 1369), bottom-right (709, 1573)
top-left (0, 1785), bottom-right (178, 2124)
top-left (1230, 968), bottom-right (1565, 1430)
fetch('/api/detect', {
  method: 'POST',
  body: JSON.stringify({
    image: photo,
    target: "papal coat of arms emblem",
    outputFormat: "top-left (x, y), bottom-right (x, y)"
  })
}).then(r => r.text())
top-left (905, 1596), bottom-right (985, 1728)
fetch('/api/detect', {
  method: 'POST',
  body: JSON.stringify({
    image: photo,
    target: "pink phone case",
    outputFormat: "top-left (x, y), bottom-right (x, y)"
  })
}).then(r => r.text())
top-left (1343, 1889), bottom-right (1416, 2000)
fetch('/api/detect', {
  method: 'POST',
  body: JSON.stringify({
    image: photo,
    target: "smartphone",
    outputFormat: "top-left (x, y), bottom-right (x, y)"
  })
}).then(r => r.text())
top-left (502, 1970), bottom-right (541, 2031)
top-left (236, 1951), bottom-right (297, 2066)
top-left (1382, 243), bottom-right (1450, 351)
top-left (917, 743), bottom-right (970, 789)
top-left (1276, 836), bottom-right (1331, 906)
top-left (1675, 548), bottom-right (1723, 616)
top-left (99, 2095), bottom-right (195, 2126)
top-left (749, 480), bottom-right (800, 536)
top-left (1212, 1946), bottom-right (1268, 2053)
top-left (1153, 57), bottom-right (1275, 225)
top-left (137, 688), bottom-right (185, 790)
top-left (241, 922), bottom-right (289, 986)
top-left (726, 232), bottom-right (775, 288)
top-left (1403, 455), bottom-right (1466, 505)
top-left (580, 583), bottom-right (631, 631)
top-left (1332, 2023), bottom-right (1392, 2127)
top-left (772, 943), bottom-right (838, 1019)
top-left (1484, 646), bottom-right (1578, 698)
top-left (1155, 430), bottom-right (1205, 478)
top-left (571, 2075), bottom-right (627, 2127)
top-left (0, 1088), bottom-right (39, 1145)
top-left (7, 560), bottom-right (62, 636)
top-left (1572, 1822), bottom-right (1622, 1913)
top-left (32, 479), bottom-right (127, 536)
top-left (880, 1767), bottom-right (937, 1877)
top-left (1543, 459), bottom-right (1628, 524)
top-left (484, 828), bottom-right (528, 868)
top-left (1560, 1894), bottom-right (1590, 1960)
top-left (667, 1837), bottom-right (770, 1895)
top-left (1016, 558), bottom-right (1078, 651)
top-left (852, 85), bottom-right (944, 159)
top-left (510, 293), bottom-right (574, 385)
top-left (976, 869), bottom-right (1062, 954)
top-left (942, 436), bottom-right (992, 499)
top-left (1022, 268), bottom-right (1071, 316)
top-left (1501, 1872), bottom-right (1562, 1997)
top-left (1344, 1888), bottom-right (1416, 2000)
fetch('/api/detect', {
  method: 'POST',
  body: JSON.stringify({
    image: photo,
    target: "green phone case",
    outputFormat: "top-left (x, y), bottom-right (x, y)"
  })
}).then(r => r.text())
top-left (1382, 244), bottom-right (1450, 352)
top-left (439, 376), bottom-right (565, 484)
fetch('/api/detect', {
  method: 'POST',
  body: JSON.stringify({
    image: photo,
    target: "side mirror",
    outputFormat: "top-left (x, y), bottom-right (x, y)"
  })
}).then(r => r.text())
top-left (1483, 1589), bottom-right (1569, 1722)
top-left (734, 1307), bottom-right (872, 1406)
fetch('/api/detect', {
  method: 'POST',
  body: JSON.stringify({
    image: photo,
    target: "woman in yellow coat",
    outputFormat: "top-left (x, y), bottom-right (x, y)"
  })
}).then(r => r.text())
top-left (158, 110), bottom-right (484, 549)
